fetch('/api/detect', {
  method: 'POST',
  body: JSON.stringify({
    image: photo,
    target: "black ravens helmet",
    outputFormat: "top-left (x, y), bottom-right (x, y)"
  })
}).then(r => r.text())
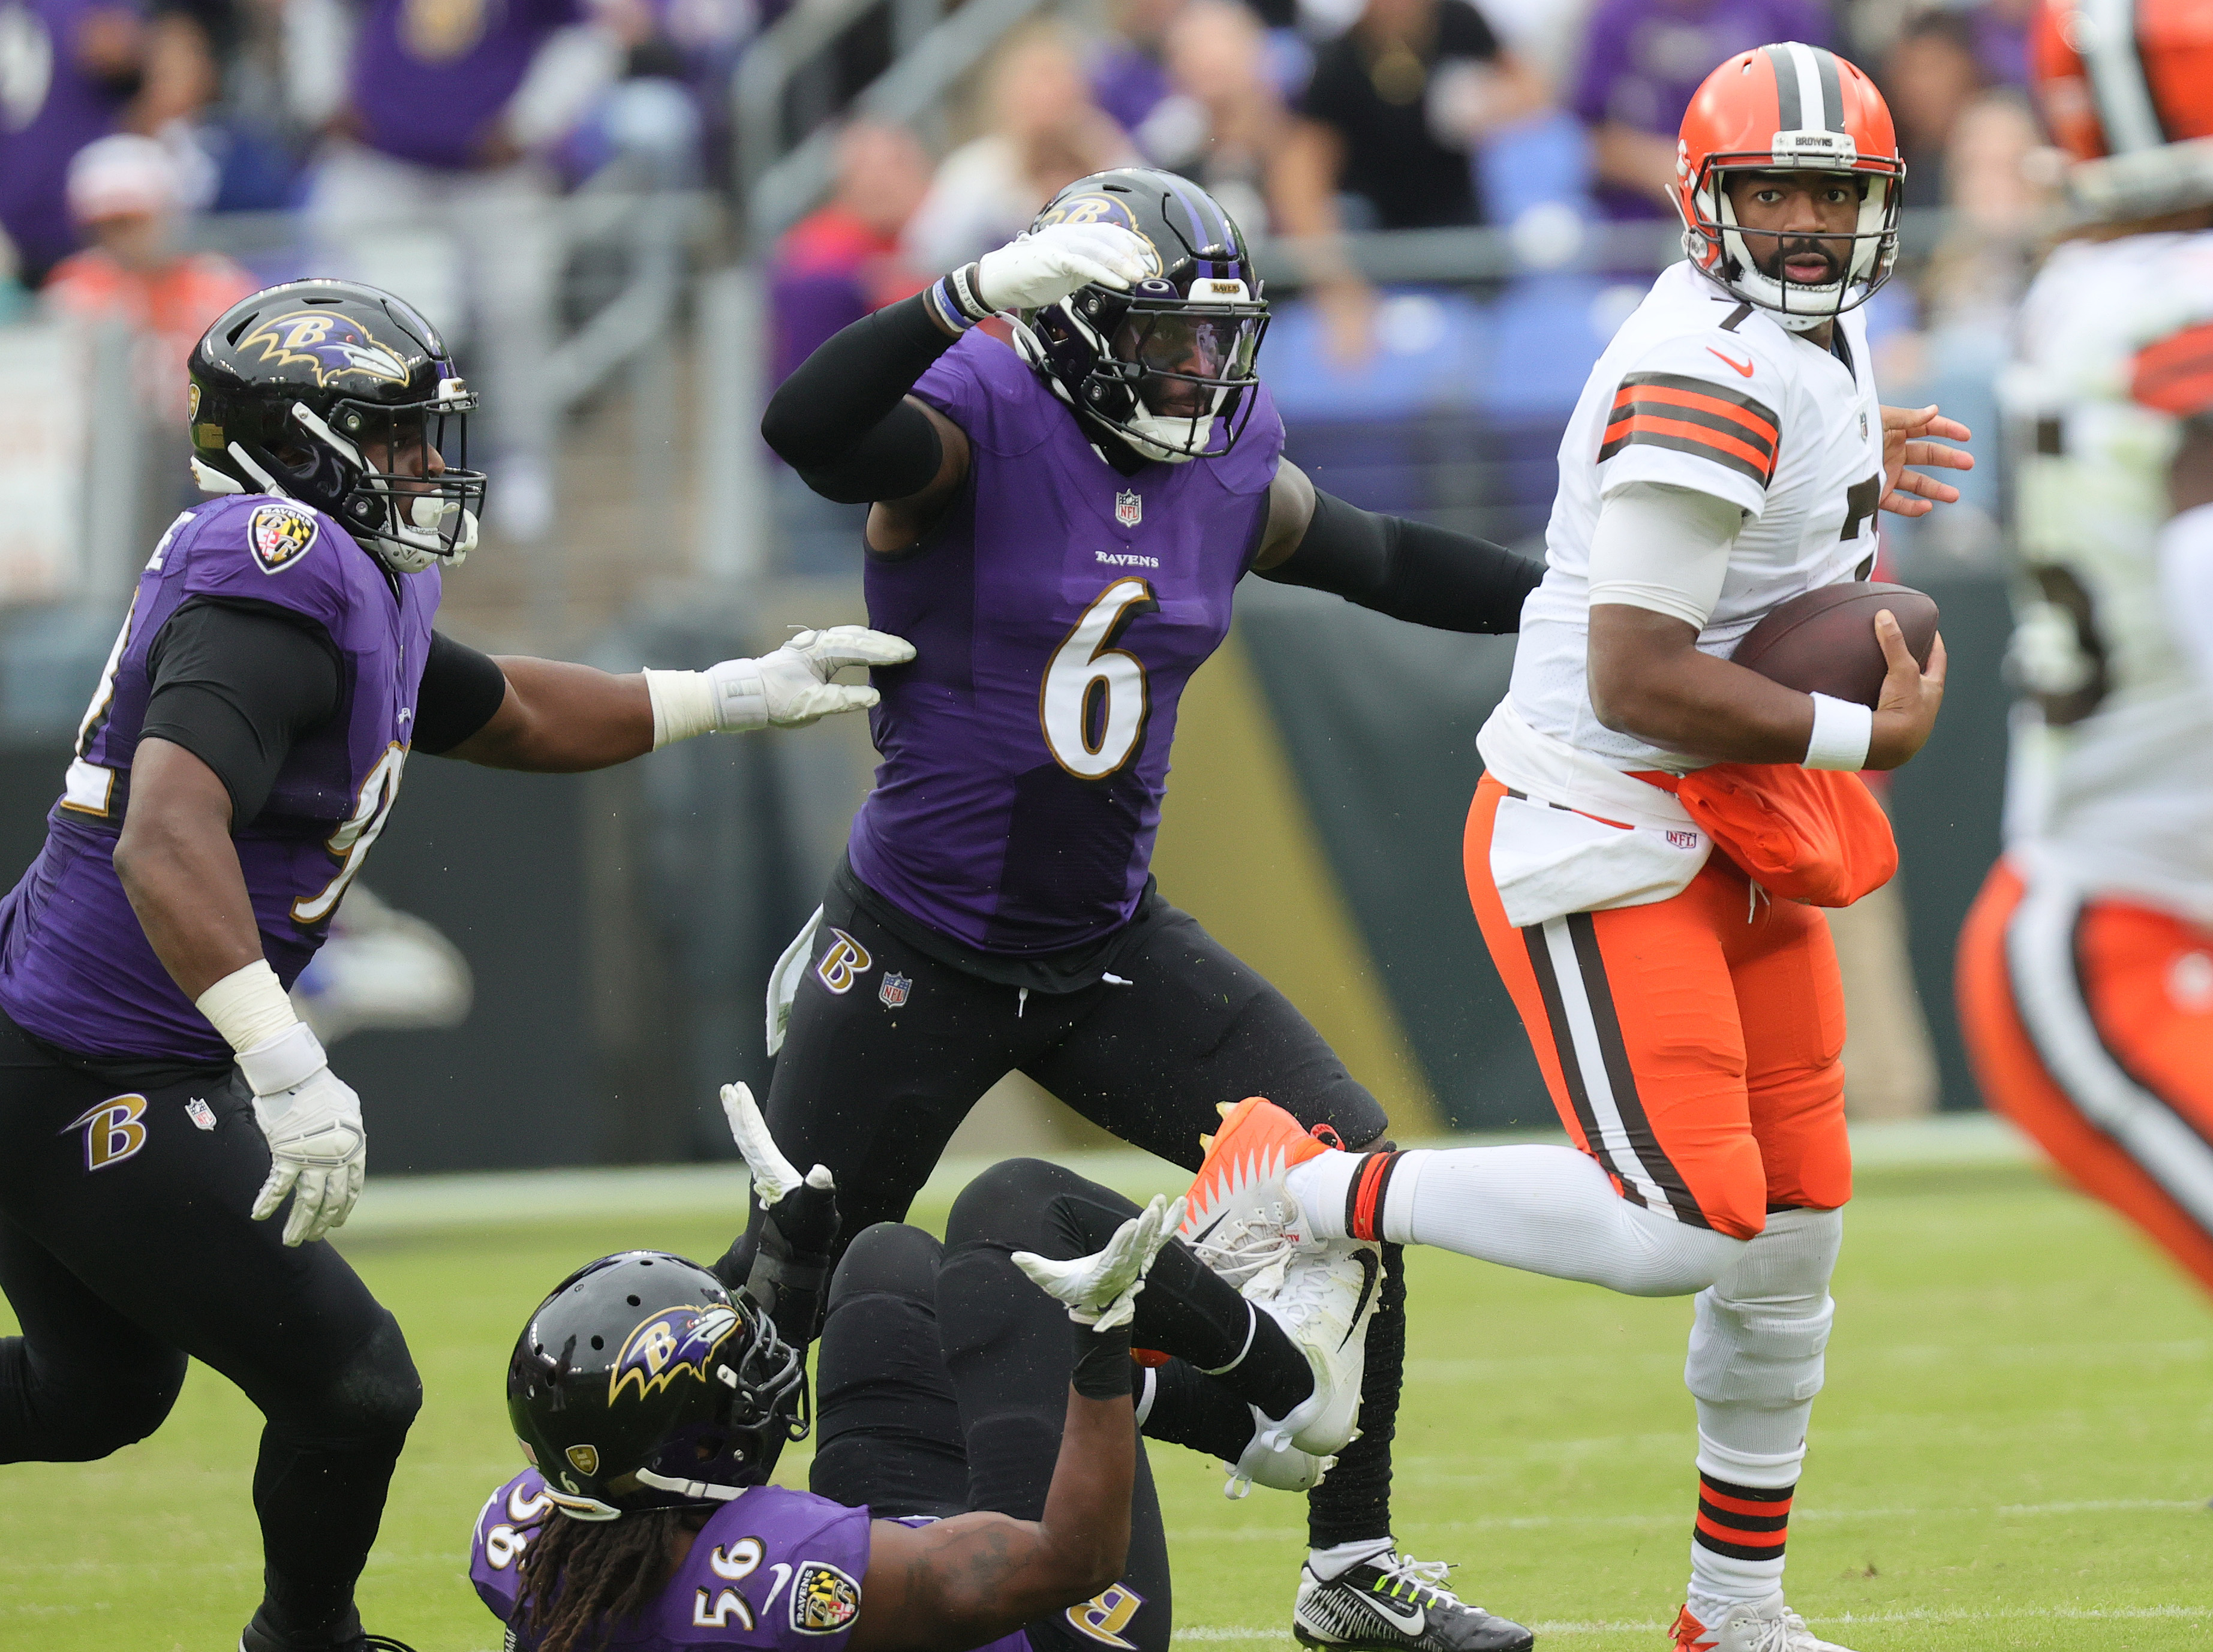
top-left (187, 279), bottom-right (488, 576)
top-left (1013, 168), bottom-right (1270, 464)
top-left (507, 1251), bottom-right (808, 1522)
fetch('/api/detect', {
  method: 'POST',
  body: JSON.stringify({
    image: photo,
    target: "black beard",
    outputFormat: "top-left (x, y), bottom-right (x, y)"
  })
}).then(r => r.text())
top-left (1754, 238), bottom-right (1845, 287)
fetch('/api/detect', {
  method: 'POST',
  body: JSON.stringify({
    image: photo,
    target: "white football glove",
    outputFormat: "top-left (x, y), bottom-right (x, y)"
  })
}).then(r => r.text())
top-left (652, 626), bottom-right (916, 744)
top-left (1014, 1193), bottom-right (1187, 1331)
top-left (240, 1023), bottom-right (365, 1247)
top-left (971, 222), bottom-right (1152, 314)
top-left (720, 1080), bottom-right (834, 1209)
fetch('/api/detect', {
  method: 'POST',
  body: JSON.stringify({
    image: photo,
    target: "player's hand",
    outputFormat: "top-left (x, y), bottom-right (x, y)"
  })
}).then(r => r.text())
top-left (1879, 403), bottom-right (1973, 517)
top-left (705, 626), bottom-right (915, 730)
top-left (249, 1064), bottom-right (366, 1246)
top-left (721, 1081), bottom-right (840, 1255)
top-left (972, 222), bottom-right (1151, 314)
top-left (1014, 1193), bottom-right (1187, 1331)
top-left (1865, 609), bottom-right (1947, 771)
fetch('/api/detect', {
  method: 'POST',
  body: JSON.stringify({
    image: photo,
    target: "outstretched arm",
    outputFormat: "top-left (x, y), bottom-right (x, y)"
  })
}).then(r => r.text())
top-left (1249, 459), bottom-right (1544, 633)
top-left (429, 628), bottom-right (913, 771)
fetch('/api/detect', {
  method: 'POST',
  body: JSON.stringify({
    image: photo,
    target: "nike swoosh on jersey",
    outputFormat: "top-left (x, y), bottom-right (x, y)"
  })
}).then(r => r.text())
top-left (1706, 347), bottom-right (1756, 378)
top-left (1341, 1248), bottom-right (1380, 1349)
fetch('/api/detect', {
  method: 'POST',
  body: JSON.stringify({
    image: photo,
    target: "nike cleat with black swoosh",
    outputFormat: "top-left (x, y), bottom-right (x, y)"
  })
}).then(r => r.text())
top-left (1293, 1553), bottom-right (1535, 1652)
top-left (1245, 1236), bottom-right (1381, 1457)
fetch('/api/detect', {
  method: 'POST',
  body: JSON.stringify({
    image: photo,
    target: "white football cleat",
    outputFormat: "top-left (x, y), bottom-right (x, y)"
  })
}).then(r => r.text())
top-left (1224, 1403), bottom-right (1335, 1498)
top-left (1244, 1239), bottom-right (1382, 1457)
top-left (1671, 1594), bottom-right (1855, 1652)
top-left (1179, 1097), bottom-right (1337, 1289)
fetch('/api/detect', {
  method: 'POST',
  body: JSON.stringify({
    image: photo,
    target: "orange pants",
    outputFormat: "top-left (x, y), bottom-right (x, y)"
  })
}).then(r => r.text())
top-left (1958, 858), bottom-right (2213, 1296)
top-left (1464, 774), bottom-right (1851, 1241)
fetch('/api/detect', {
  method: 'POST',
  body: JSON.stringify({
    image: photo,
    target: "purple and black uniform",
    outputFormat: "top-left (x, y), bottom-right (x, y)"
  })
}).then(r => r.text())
top-left (849, 331), bottom-right (1282, 955)
top-left (0, 495), bottom-right (434, 1063)
top-left (347, 0), bottom-right (583, 170)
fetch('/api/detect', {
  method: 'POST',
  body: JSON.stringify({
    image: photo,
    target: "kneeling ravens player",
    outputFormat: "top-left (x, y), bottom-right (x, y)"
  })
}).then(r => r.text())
top-left (747, 167), bottom-right (1540, 1652)
top-left (476, 1087), bottom-right (1363, 1652)
top-left (0, 280), bottom-right (910, 1651)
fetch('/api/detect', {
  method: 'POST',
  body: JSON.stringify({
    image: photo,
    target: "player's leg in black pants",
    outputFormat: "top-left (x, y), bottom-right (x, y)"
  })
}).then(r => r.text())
top-left (1023, 902), bottom-right (1412, 1560)
top-left (0, 1015), bottom-right (420, 1650)
top-left (812, 1160), bottom-right (1330, 1652)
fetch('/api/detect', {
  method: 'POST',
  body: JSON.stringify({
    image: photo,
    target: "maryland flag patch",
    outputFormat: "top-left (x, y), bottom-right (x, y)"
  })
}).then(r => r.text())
top-left (248, 501), bottom-right (320, 574)
top-left (790, 1561), bottom-right (861, 1634)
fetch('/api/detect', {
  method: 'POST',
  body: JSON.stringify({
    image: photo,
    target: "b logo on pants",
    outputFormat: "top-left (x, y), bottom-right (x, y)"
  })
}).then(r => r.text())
top-left (1066, 1583), bottom-right (1145, 1648)
top-left (65, 1094), bottom-right (149, 1172)
top-left (814, 929), bottom-right (872, 995)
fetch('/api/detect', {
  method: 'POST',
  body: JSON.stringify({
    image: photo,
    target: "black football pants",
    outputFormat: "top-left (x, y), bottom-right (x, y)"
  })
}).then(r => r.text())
top-left (722, 881), bottom-right (1409, 1550)
top-left (0, 1010), bottom-right (420, 1644)
top-left (811, 1158), bottom-right (1315, 1652)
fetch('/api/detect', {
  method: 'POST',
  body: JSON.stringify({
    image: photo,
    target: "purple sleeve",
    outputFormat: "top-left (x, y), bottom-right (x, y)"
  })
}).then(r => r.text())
top-left (470, 1472), bottom-right (555, 1626)
top-left (179, 499), bottom-right (356, 630)
top-left (910, 333), bottom-right (1054, 458)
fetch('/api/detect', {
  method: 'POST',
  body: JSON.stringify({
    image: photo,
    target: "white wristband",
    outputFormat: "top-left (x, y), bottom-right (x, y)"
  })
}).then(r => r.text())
top-left (196, 958), bottom-right (300, 1054)
top-left (236, 1020), bottom-right (329, 1097)
top-left (1803, 692), bottom-right (1874, 771)
top-left (644, 668), bottom-right (718, 749)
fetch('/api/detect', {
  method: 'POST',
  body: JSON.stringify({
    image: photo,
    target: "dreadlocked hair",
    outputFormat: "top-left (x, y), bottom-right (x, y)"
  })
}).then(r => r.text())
top-left (515, 1507), bottom-right (695, 1652)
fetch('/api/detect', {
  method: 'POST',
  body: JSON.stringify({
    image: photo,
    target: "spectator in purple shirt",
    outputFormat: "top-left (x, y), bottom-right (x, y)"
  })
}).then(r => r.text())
top-left (1570, 0), bottom-right (1829, 220)
top-left (0, 0), bottom-right (216, 281)
top-left (305, 0), bottom-right (625, 541)
top-left (1089, 0), bottom-right (1186, 135)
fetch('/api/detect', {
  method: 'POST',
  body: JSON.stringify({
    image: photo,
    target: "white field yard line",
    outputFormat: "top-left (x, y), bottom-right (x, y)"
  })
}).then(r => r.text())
top-left (1173, 1605), bottom-right (2213, 1641)
top-left (336, 1118), bottom-right (2032, 1238)
top-left (1175, 1497), bottom-right (2210, 1542)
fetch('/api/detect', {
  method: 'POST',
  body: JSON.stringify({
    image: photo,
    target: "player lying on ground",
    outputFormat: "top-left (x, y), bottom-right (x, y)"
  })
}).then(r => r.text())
top-left (1956, 0), bottom-right (2213, 1302)
top-left (0, 279), bottom-right (911, 1652)
top-left (744, 165), bottom-right (1545, 1652)
top-left (471, 1085), bottom-right (1409, 1652)
top-left (1177, 42), bottom-right (1974, 1652)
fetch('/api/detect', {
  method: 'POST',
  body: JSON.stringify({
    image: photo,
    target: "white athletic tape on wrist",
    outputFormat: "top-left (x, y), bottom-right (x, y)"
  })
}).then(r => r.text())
top-left (236, 1021), bottom-right (329, 1097)
top-left (1802, 693), bottom-right (1872, 771)
top-left (645, 668), bottom-right (720, 748)
top-left (196, 958), bottom-right (300, 1054)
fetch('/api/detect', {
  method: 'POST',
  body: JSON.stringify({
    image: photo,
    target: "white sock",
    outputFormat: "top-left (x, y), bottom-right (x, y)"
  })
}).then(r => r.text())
top-left (1289, 1144), bottom-right (1743, 1297)
top-left (1306, 1537), bottom-right (1394, 1581)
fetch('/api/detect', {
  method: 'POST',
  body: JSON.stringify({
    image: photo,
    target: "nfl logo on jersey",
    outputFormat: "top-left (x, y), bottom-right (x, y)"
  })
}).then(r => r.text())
top-left (1115, 490), bottom-right (1142, 527)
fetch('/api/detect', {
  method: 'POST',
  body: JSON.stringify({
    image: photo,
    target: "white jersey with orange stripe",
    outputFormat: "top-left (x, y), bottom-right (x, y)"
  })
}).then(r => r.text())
top-left (2001, 228), bottom-right (2213, 923)
top-left (1507, 258), bottom-right (1887, 774)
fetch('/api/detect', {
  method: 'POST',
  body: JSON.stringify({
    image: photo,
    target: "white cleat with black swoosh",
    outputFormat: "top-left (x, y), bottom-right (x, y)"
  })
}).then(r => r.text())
top-left (1294, 1552), bottom-right (1535, 1652)
top-left (1243, 1236), bottom-right (1382, 1458)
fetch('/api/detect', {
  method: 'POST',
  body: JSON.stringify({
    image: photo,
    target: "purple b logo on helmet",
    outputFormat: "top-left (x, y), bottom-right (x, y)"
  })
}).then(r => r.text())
top-left (240, 310), bottom-right (411, 389)
top-left (608, 1303), bottom-right (741, 1406)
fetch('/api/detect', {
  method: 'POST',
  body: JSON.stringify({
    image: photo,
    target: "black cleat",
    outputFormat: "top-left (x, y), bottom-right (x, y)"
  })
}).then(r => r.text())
top-left (1293, 1552), bottom-right (1536, 1652)
top-left (239, 1607), bottom-right (419, 1652)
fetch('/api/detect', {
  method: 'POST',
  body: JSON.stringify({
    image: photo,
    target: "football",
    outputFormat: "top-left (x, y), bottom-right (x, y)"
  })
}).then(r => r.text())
top-left (1730, 581), bottom-right (1940, 708)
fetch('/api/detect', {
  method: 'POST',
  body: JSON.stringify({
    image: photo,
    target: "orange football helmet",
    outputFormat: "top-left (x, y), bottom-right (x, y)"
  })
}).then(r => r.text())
top-left (1673, 42), bottom-right (1904, 331)
top-left (2032, 0), bottom-right (2213, 218)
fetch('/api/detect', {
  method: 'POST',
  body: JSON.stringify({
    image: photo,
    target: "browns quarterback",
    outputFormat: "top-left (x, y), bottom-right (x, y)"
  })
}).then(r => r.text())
top-left (746, 167), bottom-right (1547, 1651)
top-left (1145, 45), bottom-right (1976, 1652)
top-left (1958, 0), bottom-right (2213, 1301)
top-left (471, 1084), bottom-right (1380, 1652)
top-left (0, 280), bottom-right (909, 1652)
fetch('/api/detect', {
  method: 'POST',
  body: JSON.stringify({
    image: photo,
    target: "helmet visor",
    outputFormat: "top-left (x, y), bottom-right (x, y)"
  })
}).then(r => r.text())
top-left (1112, 301), bottom-right (1267, 421)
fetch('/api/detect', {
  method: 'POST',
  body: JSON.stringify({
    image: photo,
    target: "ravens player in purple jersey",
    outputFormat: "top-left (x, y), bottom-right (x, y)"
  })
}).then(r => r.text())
top-left (475, 1084), bottom-right (1368, 1652)
top-left (0, 279), bottom-right (910, 1652)
top-left (747, 168), bottom-right (1541, 1651)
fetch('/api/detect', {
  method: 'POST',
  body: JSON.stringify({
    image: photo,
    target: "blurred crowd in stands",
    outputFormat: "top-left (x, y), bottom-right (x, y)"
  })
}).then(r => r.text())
top-left (0, 0), bottom-right (2058, 559)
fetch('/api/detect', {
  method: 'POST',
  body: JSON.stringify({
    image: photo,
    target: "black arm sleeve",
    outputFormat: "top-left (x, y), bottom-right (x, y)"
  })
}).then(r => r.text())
top-left (412, 630), bottom-right (512, 756)
top-left (1255, 488), bottom-right (1545, 634)
top-left (760, 290), bottom-right (957, 505)
top-left (139, 598), bottom-right (343, 827)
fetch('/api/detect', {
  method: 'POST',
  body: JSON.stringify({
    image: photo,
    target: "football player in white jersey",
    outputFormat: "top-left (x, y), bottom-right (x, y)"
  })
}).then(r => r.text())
top-left (1959, 0), bottom-right (2213, 1301)
top-left (1168, 41), bottom-right (1973, 1652)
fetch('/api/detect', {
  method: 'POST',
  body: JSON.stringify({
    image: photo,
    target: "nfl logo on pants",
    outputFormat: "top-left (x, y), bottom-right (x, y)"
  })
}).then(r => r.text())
top-left (1115, 490), bottom-right (1141, 527)
top-left (879, 973), bottom-right (911, 1008)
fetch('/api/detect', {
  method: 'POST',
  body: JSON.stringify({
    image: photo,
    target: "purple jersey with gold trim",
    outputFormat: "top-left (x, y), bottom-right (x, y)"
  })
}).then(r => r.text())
top-left (471, 1470), bottom-right (1032, 1651)
top-left (0, 494), bottom-right (437, 1063)
top-left (847, 332), bottom-right (1284, 955)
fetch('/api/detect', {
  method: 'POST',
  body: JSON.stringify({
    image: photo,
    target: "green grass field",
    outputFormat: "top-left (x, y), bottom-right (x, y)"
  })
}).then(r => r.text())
top-left (4, 1143), bottom-right (2210, 1651)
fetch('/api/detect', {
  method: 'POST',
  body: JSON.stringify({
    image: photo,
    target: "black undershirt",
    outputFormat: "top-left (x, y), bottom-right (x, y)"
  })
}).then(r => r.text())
top-left (139, 600), bottom-right (510, 828)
